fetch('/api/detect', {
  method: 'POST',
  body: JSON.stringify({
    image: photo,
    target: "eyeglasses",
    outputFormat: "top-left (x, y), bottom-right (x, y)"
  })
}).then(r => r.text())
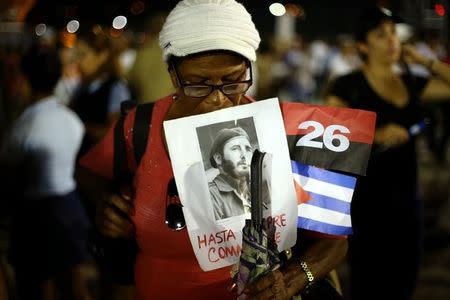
top-left (171, 62), bottom-right (253, 98)
top-left (165, 178), bottom-right (186, 231)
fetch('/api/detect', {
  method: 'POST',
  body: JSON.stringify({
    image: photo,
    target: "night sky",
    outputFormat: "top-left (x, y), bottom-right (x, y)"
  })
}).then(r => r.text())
top-left (24, 0), bottom-right (383, 40)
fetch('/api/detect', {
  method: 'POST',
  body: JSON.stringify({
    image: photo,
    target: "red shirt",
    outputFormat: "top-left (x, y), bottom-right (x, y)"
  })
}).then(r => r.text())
top-left (80, 95), bottom-right (234, 300)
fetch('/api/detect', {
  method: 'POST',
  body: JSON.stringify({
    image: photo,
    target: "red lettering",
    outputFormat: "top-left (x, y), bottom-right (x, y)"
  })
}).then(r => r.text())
top-left (275, 231), bottom-right (281, 244)
top-left (224, 244), bottom-right (241, 257)
top-left (279, 214), bottom-right (287, 227)
top-left (215, 230), bottom-right (226, 244)
top-left (207, 244), bottom-right (242, 263)
top-left (197, 234), bottom-right (207, 249)
top-left (274, 215), bottom-right (284, 227)
top-left (267, 214), bottom-right (288, 228)
top-left (227, 229), bottom-right (236, 241)
top-left (208, 247), bottom-right (219, 263)
top-left (208, 233), bottom-right (217, 246)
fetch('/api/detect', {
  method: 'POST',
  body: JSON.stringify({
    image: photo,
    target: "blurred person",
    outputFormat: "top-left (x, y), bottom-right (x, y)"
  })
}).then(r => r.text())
top-left (309, 38), bottom-right (332, 96)
top-left (114, 30), bottom-right (137, 79)
top-left (254, 39), bottom-right (278, 99)
top-left (410, 31), bottom-right (446, 77)
top-left (326, 6), bottom-right (450, 300)
top-left (77, 1), bottom-right (348, 299)
top-left (277, 36), bottom-right (316, 102)
top-left (0, 45), bottom-right (91, 300)
top-left (209, 127), bottom-right (252, 220)
top-left (127, 14), bottom-right (174, 103)
top-left (326, 35), bottom-right (361, 81)
top-left (54, 46), bottom-right (81, 106)
top-left (70, 24), bottom-right (131, 157)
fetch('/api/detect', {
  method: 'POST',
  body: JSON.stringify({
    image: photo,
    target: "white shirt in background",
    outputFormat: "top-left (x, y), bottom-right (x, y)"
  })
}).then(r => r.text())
top-left (1, 95), bottom-right (85, 198)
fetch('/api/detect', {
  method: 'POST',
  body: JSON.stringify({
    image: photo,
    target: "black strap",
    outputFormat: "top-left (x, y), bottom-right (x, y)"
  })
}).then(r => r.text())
top-left (99, 100), bottom-right (154, 285)
top-left (113, 101), bottom-right (154, 181)
top-left (132, 102), bottom-right (154, 166)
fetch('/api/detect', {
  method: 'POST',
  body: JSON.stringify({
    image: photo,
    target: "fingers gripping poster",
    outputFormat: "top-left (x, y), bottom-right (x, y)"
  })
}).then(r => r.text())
top-left (163, 98), bottom-right (297, 271)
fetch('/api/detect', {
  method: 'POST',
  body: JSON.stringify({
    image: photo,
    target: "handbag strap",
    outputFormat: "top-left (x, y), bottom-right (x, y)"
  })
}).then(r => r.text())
top-left (113, 100), bottom-right (154, 183)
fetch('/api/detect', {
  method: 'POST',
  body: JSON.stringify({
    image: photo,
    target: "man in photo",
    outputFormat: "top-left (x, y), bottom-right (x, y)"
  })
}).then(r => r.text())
top-left (209, 127), bottom-right (253, 220)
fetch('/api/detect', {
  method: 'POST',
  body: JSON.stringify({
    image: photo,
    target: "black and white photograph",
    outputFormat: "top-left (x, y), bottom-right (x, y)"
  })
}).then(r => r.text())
top-left (196, 118), bottom-right (259, 221)
top-left (163, 98), bottom-right (298, 271)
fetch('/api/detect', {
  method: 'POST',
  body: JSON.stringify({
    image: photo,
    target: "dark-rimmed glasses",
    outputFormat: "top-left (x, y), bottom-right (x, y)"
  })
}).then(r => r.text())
top-left (165, 178), bottom-right (186, 231)
top-left (171, 61), bottom-right (253, 98)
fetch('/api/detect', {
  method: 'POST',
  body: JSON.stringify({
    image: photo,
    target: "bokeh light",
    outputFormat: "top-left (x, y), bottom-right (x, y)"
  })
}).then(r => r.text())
top-left (66, 20), bottom-right (80, 33)
top-left (35, 23), bottom-right (46, 36)
top-left (112, 15), bottom-right (127, 30)
top-left (269, 3), bottom-right (286, 17)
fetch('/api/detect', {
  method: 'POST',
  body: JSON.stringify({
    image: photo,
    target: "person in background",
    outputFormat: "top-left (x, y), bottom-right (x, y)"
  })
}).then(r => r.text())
top-left (326, 6), bottom-right (450, 300)
top-left (54, 46), bottom-right (81, 106)
top-left (0, 45), bottom-right (91, 300)
top-left (127, 14), bottom-right (174, 103)
top-left (70, 24), bottom-right (131, 157)
top-left (326, 34), bottom-right (361, 81)
top-left (77, 1), bottom-right (347, 299)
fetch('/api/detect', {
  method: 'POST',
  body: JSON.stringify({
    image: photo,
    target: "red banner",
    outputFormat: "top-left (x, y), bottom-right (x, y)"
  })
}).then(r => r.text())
top-left (280, 102), bottom-right (377, 176)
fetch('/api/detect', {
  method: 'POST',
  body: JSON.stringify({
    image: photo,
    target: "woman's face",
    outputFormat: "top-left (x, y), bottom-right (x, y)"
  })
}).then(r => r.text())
top-left (361, 20), bottom-right (401, 64)
top-left (76, 40), bottom-right (108, 80)
top-left (168, 52), bottom-right (250, 119)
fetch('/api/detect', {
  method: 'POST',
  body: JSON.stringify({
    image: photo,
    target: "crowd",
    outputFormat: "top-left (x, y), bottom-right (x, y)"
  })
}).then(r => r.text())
top-left (0, 1), bottom-right (449, 299)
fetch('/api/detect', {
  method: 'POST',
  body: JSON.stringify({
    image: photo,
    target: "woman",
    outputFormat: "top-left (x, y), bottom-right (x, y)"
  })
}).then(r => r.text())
top-left (71, 25), bottom-right (131, 157)
top-left (79, 1), bottom-right (347, 299)
top-left (326, 6), bottom-right (450, 300)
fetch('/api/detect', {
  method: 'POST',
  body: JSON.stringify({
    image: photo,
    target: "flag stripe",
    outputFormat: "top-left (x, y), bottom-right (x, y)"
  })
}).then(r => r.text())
top-left (287, 136), bottom-right (372, 175)
top-left (305, 191), bottom-right (350, 214)
top-left (293, 174), bottom-right (354, 203)
top-left (298, 204), bottom-right (352, 227)
top-left (281, 102), bottom-right (376, 144)
top-left (291, 161), bottom-right (356, 188)
top-left (297, 217), bottom-right (353, 235)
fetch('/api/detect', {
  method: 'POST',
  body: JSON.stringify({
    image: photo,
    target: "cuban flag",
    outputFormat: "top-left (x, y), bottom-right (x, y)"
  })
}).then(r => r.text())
top-left (292, 160), bottom-right (356, 235)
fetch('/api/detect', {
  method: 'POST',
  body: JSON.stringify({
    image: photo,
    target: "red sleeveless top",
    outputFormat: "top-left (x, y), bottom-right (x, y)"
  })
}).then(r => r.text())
top-left (80, 95), bottom-right (234, 300)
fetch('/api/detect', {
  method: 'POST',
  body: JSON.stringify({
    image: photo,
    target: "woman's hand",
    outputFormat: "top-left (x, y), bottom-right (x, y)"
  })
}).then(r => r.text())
top-left (374, 123), bottom-right (409, 147)
top-left (244, 264), bottom-right (308, 300)
top-left (98, 185), bottom-right (135, 238)
top-left (243, 270), bottom-right (289, 300)
top-left (402, 44), bottom-right (429, 66)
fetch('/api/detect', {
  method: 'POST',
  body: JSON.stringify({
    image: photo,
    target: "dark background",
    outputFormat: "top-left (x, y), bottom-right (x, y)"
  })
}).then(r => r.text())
top-left (20, 0), bottom-right (445, 41)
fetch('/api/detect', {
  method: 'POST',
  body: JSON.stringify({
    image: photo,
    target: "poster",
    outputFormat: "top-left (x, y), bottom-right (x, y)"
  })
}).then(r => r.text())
top-left (163, 98), bottom-right (297, 271)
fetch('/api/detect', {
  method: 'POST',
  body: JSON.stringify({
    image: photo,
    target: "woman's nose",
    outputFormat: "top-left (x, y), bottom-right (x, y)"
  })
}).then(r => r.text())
top-left (203, 89), bottom-right (226, 106)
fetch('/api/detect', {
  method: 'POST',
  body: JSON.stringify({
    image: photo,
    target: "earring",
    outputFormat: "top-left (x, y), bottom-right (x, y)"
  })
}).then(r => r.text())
top-left (172, 94), bottom-right (178, 100)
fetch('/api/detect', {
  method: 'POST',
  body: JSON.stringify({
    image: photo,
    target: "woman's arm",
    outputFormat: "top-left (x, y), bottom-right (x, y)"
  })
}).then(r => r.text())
top-left (420, 60), bottom-right (450, 100)
top-left (402, 45), bottom-right (450, 101)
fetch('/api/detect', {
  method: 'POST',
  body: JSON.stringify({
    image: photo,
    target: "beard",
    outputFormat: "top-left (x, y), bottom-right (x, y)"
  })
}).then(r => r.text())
top-left (221, 158), bottom-right (250, 180)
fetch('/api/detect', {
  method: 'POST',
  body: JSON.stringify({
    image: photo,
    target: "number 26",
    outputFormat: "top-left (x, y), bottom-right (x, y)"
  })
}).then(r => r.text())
top-left (296, 121), bottom-right (350, 152)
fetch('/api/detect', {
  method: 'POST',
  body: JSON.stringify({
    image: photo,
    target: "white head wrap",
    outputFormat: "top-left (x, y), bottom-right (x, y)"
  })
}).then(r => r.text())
top-left (159, 0), bottom-right (261, 62)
